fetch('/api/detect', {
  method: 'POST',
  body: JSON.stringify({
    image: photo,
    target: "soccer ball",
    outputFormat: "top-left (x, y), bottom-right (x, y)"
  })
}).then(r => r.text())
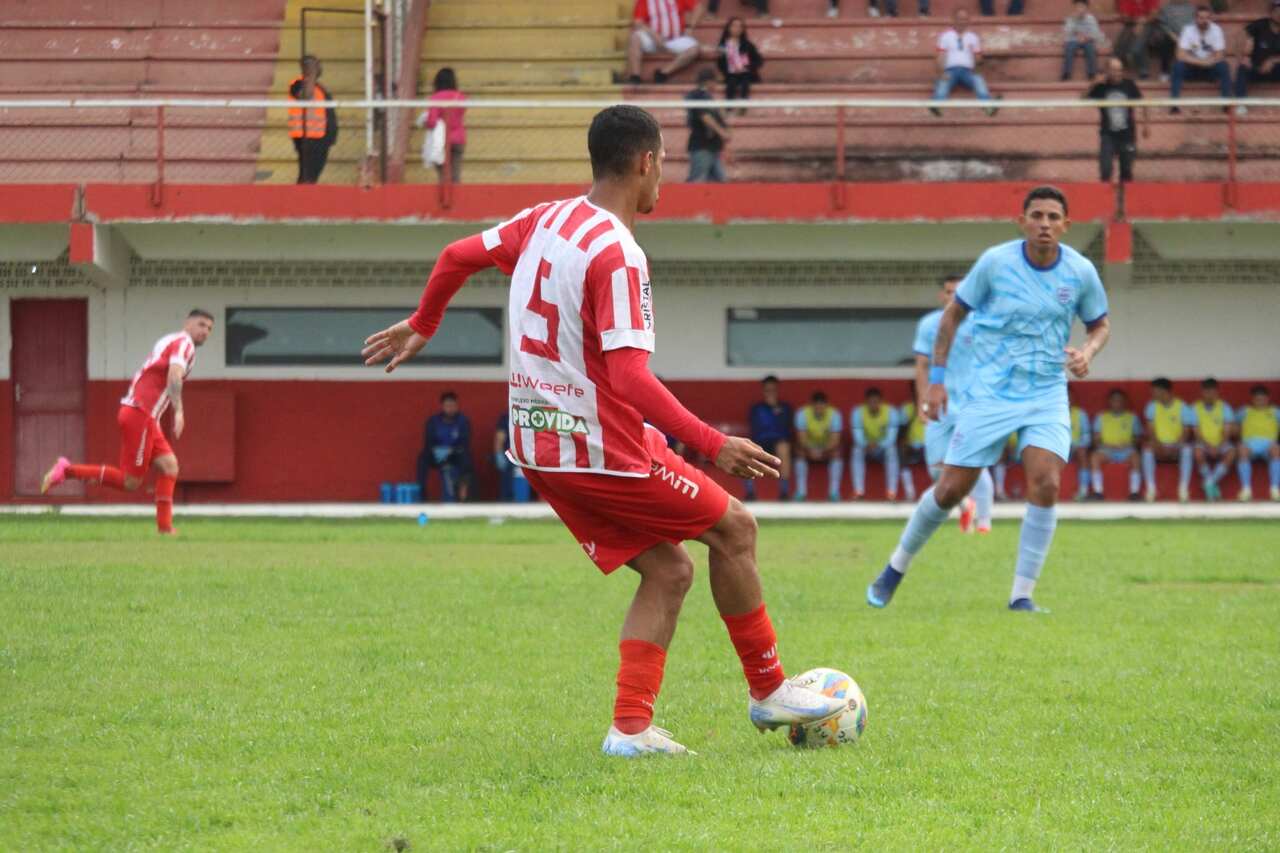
top-left (787, 667), bottom-right (867, 748)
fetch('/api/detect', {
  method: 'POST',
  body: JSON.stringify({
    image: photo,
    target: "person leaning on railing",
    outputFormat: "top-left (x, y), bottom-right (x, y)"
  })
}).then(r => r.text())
top-left (287, 54), bottom-right (337, 184)
top-left (1232, 0), bottom-right (1280, 114)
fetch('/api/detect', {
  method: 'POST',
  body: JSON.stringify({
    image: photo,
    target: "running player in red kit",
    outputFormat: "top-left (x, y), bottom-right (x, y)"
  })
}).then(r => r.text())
top-left (40, 309), bottom-right (215, 535)
top-left (362, 106), bottom-right (845, 756)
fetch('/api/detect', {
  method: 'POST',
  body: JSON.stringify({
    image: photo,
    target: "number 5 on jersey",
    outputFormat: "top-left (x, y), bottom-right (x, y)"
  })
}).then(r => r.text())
top-left (520, 258), bottom-right (560, 362)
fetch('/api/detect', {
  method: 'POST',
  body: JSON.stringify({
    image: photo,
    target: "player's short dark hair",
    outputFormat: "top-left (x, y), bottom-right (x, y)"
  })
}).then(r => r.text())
top-left (433, 67), bottom-right (457, 92)
top-left (440, 391), bottom-right (458, 403)
top-left (588, 105), bottom-right (662, 180)
top-left (1022, 185), bottom-right (1069, 217)
top-left (1108, 387), bottom-right (1127, 399)
top-left (1201, 377), bottom-right (1219, 389)
top-left (811, 391), bottom-right (828, 404)
top-left (939, 274), bottom-right (964, 287)
top-left (1195, 3), bottom-right (1211, 12)
top-left (866, 387), bottom-right (882, 399)
top-left (1151, 377), bottom-right (1173, 391)
top-left (762, 374), bottom-right (779, 385)
top-left (188, 308), bottom-right (214, 322)
top-left (1250, 384), bottom-right (1269, 396)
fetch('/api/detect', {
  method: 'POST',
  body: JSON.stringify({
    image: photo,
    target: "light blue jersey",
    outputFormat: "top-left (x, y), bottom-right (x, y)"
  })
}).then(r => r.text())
top-left (955, 240), bottom-right (1109, 406)
top-left (945, 240), bottom-right (1109, 468)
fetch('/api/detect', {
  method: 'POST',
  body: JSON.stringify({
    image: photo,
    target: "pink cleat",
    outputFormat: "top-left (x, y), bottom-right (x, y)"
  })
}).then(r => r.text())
top-left (958, 496), bottom-right (977, 533)
top-left (40, 457), bottom-right (71, 494)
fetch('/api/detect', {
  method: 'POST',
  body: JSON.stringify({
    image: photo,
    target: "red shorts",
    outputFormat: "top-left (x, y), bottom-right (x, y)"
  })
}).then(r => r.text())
top-left (117, 405), bottom-right (173, 479)
top-left (523, 428), bottom-right (731, 574)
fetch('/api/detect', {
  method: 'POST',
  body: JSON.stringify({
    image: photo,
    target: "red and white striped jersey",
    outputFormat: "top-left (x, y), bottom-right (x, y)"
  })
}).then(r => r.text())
top-left (488, 196), bottom-right (656, 478)
top-left (633, 0), bottom-right (698, 41)
top-left (120, 331), bottom-right (196, 420)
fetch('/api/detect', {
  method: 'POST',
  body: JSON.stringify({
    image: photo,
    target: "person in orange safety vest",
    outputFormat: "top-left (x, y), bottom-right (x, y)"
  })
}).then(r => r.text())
top-left (287, 55), bottom-right (338, 183)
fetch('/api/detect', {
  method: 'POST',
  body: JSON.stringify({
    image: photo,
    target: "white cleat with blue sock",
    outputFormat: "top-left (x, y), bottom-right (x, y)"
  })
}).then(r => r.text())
top-left (602, 725), bottom-right (693, 757)
top-left (748, 679), bottom-right (849, 732)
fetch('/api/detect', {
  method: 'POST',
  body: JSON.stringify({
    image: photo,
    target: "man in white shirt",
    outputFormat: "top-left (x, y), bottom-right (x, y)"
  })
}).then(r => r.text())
top-left (930, 9), bottom-right (999, 117)
top-left (1169, 4), bottom-right (1231, 111)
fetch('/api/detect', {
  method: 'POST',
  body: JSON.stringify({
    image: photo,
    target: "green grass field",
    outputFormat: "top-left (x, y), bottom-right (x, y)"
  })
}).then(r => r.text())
top-left (2, 516), bottom-right (1278, 850)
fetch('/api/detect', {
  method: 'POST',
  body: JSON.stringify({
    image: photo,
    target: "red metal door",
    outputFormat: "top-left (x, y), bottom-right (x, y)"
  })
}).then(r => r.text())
top-left (11, 299), bottom-right (87, 497)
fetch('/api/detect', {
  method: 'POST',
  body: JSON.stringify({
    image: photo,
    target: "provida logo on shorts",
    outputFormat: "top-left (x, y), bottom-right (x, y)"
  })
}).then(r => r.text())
top-left (511, 404), bottom-right (590, 436)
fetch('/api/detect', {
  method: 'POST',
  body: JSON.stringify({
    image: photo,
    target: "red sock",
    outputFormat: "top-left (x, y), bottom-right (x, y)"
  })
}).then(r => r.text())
top-left (155, 474), bottom-right (176, 532)
top-left (613, 639), bottom-right (667, 735)
top-left (67, 464), bottom-right (126, 490)
top-left (721, 603), bottom-right (785, 700)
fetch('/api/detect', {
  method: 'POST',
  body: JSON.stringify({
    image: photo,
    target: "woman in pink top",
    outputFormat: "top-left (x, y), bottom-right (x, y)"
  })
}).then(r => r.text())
top-left (418, 67), bottom-right (466, 183)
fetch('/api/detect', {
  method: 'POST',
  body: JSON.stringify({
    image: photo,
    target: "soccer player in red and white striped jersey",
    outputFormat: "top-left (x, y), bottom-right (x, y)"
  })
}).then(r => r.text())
top-left (40, 309), bottom-right (214, 535)
top-left (626, 0), bottom-right (705, 84)
top-left (363, 106), bottom-right (846, 756)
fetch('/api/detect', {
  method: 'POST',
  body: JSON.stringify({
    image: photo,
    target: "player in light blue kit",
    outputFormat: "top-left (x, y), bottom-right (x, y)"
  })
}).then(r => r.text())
top-left (867, 186), bottom-right (1112, 613)
top-left (918, 274), bottom-right (994, 533)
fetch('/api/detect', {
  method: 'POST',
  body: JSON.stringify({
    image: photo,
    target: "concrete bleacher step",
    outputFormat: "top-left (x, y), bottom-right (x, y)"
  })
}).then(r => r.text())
top-left (724, 0), bottom-right (1273, 19)
top-left (427, 0), bottom-right (618, 27)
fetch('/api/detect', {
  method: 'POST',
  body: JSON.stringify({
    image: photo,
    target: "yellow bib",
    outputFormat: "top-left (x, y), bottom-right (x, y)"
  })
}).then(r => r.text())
top-left (1242, 406), bottom-right (1279, 442)
top-left (902, 403), bottom-right (926, 445)
top-left (860, 405), bottom-right (892, 443)
top-left (1070, 407), bottom-right (1086, 445)
top-left (1152, 400), bottom-right (1185, 445)
top-left (1193, 400), bottom-right (1227, 446)
top-left (801, 405), bottom-right (837, 446)
top-left (1099, 411), bottom-right (1136, 447)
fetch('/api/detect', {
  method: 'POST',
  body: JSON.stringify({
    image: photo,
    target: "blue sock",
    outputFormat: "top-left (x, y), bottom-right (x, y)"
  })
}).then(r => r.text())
top-left (794, 458), bottom-right (808, 498)
top-left (1271, 457), bottom-right (1280, 488)
top-left (1211, 462), bottom-right (1228, 485)
top-left (1091, 467), bottom-right (1104, 493)
top-left (973, 468), bottom-right (994, 526)
top-left (886, 446), bottom-right (900, 497)
top-left (829, 458), bottom-right (845, 499)
top-left (1237, 458), bottom-right (1251, 489)
top-left (1128, 469), bottom-right (1141, 493)
top-left (994, 463), bottom-right (1007, 495)
top-left (1076, 465), bottom-right (1089, 495)
top-left (853, 447), bottom-right (867, 494)
top-left (1012, 503), bottom-right (1057, 602)
top-left (1178, 445), bottom-right (1193, 489)
top-left (1141, 448), bottom-right (1156, 489)
top-left (889, 487), bottom-right (950, 573)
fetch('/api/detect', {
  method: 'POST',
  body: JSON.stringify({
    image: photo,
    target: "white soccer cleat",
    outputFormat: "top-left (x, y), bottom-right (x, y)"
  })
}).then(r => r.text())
top-left (749, 679), bottom-right (848, 732)
top-left (1178, 484), bottom-right (1190, 503)
top-left (601, 725), bottom-right (693, 757)
top-left (1237, 487), bottom-right (1252, 502)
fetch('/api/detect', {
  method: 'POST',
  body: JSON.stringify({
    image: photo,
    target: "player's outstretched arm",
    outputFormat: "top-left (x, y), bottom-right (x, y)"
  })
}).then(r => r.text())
top-left (363, 234), bottom-right (495, 373)
top-left (925, 299), bottom-right (968, 422)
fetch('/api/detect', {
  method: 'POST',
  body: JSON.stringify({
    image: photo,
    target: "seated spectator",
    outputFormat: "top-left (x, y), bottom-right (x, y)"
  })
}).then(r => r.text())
top-left (1086, 58), bottom-right (1145, 183)
top-left (417, 67), bottom-right (466, 184)
top-left (686, 68), bottom-right (731, 182)
top-left (1169, 5), bottom-right (1231, 112)
top-left (1233, 0), bottom-right (1280, 112)
top-left (851, 387), bottom-right (901, 500)
top-left (1142, 377), bottom-right (1193, 501)
top-left (875, 0), bottom-right (933, 18)
top-left (417, 391), bottom-right (472, 502)
top-left (930, 10), bottom-right (1000, 118)
top-left (708, 0), bottom-right (769, 19)
top-left (1235, 384), bottom-right (1280, 501)
top-left (897, 381), bottom-right (926, 502)
top-left (1089, 388), bottom-right (1143, 501)
top-left (980, 0), bottom-right (1025, 15)
top-left (1114, 0), bottom-right (1162, 79)
top-left (1151, 0), bottom-right (1198, 81)
top-left (1062, 0), bottom-right (1104, 80)
top-left (794, 391), bottom-right (844, 502)
top-left (1069, 395), bottom-right (1093, 500)
top-left (745, 375), bottom-right (794, 501)
top-left (627, 0), bottom-right (705, 84)
top-left (717, 17), bottom-right (764, 109)
top-left (1191, 377), bottom-right (1236, 501)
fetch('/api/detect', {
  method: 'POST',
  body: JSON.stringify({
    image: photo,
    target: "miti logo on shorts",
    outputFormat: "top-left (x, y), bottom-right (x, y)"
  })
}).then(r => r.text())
top-left (511, 404), bottom-right (590, 436)
top-left (651, 460), bottom-right (700, 499)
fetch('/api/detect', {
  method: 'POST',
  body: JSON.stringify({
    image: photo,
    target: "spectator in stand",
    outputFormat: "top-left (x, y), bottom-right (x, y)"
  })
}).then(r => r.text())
top-left (980, 0), bottom-right (1025, 15)
top-left (1190, 377), bottom-right (1236, 502)
top-left (898, 381), bottom-right (926, 502)
top-left (1150, 0), bottom-right (1198, 81)
top-left (494, 413), bottom-right (532, 502)
top-left (1234, 0), bottom-right (1280, 112)
top-left (1062, 0), bottom-right (1104, 81)
top-left (417, 67), bottom-right (466, 184)
top-left (686, 68), bottom-right (731, 182)
top-left (1142, 377), bottom-right (1194, 501)
top-left (1068, 393), bottom-right (1092, 501)
top-left (1086, 58), bottom-right (1146, 183)
top-left (708, 0), bottom-right (769, 18)
top-left (930, 9), bottom-right (1000, 118)
top-left (287, 55), bottom-right (338, 184)
top-left (717, 17), bottom-right (765, 109)
top-left (872, 0), bottom-right (933, 18)
top-left (627, 0), bottom-right (706, 84)
top-left (851, 387), bottom-right (901, 500)
top-left (1169, 5), bottom-right (1231, 112)
top-left (1235, 384), bottom-right (1280, 502)
top-left (793, 391), bottom-right (844, 502)
top-left (417, 391), bottom-right (472, 502)
top-left (745, 375), bottom-right (794, 501)
top-left (1114, 0), bottom-right (1162, 79)
top-left (1089, 388), bottom-right (1143, 501)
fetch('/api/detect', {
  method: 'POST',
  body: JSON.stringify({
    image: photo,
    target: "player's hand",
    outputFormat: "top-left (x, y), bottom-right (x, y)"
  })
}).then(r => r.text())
top-left (923, 383), bottom-right (948, 423)
top-left (172, 409), bottom-right (185, 439)
top-left (363, 320), bottom-right (429, 373)
top-left (715, 436), bottom-right (781, 480)
top-left (1065, 346), bottom-right (1092, 378)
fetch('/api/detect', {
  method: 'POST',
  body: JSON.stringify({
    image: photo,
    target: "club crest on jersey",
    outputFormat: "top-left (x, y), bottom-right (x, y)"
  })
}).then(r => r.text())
top-left (511, 404), bottom-right (590, 436)
top-left (1056, 285), bottom-right (1073, 305)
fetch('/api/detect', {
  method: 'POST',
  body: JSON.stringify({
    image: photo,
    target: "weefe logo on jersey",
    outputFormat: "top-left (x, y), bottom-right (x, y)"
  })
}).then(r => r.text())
top-left (511, 404), bottom-right (590, 435)
top-left (651, 459), bottom-right (700, 499)
top-left (510, 372), bottom-right (586, 398)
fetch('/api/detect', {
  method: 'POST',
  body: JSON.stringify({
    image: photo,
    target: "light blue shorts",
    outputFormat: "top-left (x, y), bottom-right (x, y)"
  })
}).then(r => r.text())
top-left (925, 417), bottom-right (954, 468)
top-left (1102, 447), bottom-right (1135, 464)
top-left (945, 399), bottom-right (1070, 468)
top-left (1243, 437), bottom-right (1277, 459)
